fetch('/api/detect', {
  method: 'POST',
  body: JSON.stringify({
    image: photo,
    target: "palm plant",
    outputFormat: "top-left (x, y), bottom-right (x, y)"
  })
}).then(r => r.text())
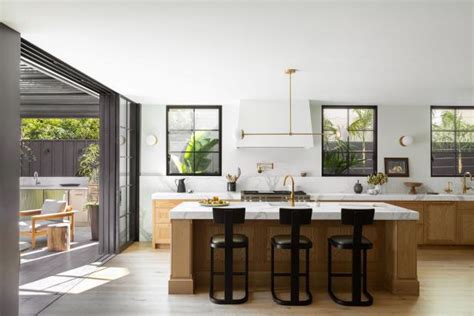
top-left (171, 132), bottom-right (219, 174)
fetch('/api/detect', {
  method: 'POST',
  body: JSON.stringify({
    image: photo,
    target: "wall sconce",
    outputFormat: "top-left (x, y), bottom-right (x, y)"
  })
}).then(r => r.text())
top-left (145, 134), bottom-right (158, 146)
top-left (399, 136), bottom-right (413, 147)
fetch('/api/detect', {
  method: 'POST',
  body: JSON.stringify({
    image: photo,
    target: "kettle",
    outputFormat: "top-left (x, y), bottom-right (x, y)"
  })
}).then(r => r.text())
top-left (175, 178), bottom-right (186, 193)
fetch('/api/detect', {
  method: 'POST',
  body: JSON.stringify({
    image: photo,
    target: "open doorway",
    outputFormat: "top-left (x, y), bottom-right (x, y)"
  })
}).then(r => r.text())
top-left (18, 60), bottom-right (103, 314)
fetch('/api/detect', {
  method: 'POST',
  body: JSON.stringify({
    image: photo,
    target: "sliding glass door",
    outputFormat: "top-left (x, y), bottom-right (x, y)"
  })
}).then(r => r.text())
top-left (118, 97), bottom-right (139, 250)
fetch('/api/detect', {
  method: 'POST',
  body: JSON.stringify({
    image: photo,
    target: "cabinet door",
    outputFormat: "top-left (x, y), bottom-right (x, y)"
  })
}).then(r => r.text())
top-left (424, 202), bottom-right (457, 244)
top-left (44, 190), bottom-right (69, 203)
top-left (69, 189), bottom-right (87, 211)
top-left (20, 189), bottom-right (44, 211)
top-left (457, 202), bottom-right (474, 245)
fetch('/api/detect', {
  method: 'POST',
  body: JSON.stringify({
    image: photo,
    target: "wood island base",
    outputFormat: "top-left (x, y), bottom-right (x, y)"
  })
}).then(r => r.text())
top-left (169, 219), bottom-right (419, 296)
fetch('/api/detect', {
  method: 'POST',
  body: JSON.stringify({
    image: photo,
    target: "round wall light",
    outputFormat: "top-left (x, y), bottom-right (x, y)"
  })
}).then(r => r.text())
top-left (399, 136), bottom-right (414, 147)
top-left (146, 134), bottom-right (158, 146)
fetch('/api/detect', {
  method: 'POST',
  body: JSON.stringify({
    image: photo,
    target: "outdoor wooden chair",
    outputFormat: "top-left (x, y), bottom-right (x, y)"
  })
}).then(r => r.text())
top-left (19, 199), bottom-right (75, 249)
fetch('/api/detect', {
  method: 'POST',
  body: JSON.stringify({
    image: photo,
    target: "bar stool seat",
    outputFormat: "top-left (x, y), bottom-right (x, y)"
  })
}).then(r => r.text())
top-left (272, 235), bottom-right (312, 249)
top-left (329, 235), bottom-right (373, 250)
top-left (211, 234), bottom-right (248, 248)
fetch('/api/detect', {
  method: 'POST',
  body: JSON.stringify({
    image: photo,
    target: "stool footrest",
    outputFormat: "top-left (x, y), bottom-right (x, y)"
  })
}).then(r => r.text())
top-left (329, 272), bottom-right (366, 277)
top-left (212, 272), bottom-right (246, 276)
top-left (273, 272), bottom-right (308, 277)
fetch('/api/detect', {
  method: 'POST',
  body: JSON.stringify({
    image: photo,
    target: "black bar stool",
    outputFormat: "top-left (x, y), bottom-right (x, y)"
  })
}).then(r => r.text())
top-left (271, 208), bottom-right (313, 306)
top-left (328, 208), bottom-right (375, 306)
top-left (209, 207), bottom-right (248, 304)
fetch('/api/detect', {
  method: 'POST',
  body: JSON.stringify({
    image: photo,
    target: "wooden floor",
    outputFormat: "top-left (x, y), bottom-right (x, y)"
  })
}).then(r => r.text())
top-left (20, 227), bottom-right (100, 316)
top-left (40, 243), bottom-right (474, 316)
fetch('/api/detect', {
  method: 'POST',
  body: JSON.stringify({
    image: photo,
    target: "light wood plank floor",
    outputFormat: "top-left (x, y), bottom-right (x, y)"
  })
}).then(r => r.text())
top-left (40, 243), bottom-right (474, 316)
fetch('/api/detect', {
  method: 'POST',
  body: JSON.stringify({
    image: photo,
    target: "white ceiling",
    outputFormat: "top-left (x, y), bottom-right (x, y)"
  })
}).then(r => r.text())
top-left (2, 1), bottom-right (473, 105)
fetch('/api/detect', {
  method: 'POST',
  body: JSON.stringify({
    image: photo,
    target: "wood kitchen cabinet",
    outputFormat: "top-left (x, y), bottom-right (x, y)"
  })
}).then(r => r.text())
top-left (152, 200), bottom-right (183, 248)
top-left (456, 202), bottom-right (474, 245)
top-left (389, 202), bottom-right (424, 245)
top-left (424, 202), bottom-right (457, 244)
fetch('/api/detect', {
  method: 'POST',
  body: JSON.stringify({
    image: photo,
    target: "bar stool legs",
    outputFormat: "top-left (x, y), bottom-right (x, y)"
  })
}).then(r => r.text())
top-left (209, 245), bottom-right (249, 304)
top-left (271, 243), bottom-right (313, 306)
top-left (327, 239), bottom-right (373, 306)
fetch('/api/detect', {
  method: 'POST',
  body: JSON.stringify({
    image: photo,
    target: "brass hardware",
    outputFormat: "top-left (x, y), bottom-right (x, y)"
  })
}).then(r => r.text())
top-left (283, 175), bottom-right (295, 207)
top-left (257, 162), bottom-right (274, 173)
top-left (239, 69), bottom-right (341, 140)
top-left (463, 172), bottom-right (472, 194)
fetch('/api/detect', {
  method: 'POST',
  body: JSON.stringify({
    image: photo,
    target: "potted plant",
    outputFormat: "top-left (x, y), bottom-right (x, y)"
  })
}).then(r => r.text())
top-left (78, 144), bottom-right (100, 240)
top-left (367, 172), bottom-right (388, 195)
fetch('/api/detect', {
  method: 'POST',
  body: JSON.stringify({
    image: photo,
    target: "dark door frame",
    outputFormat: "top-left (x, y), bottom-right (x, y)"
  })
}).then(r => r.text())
top-left (0, 22), bottom-right (21, 316)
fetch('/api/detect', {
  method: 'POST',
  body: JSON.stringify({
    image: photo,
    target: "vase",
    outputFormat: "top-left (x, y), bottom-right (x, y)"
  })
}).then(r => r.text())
top-left (375, 184), bottom-right (384, 194)
top-left (227, 182), bottom-right (236, 192)
top-left (353, 180), bottom-right (363, 194)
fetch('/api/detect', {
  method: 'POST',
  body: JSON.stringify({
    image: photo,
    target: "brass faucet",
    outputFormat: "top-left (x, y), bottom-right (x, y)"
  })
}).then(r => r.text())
top-left (463, 171), bottom-right (472, 194)
top-left (283, 175), bottom-right (295, 207)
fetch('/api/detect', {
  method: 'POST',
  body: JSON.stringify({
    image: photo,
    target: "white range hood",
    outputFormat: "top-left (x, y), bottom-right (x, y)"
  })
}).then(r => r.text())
top-left (236, 99), bottom-right (314, 148)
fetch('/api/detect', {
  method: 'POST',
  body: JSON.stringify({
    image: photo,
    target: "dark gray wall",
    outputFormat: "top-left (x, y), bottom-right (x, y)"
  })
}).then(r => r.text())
top-left (21, 140), bottom-right (98, 177)
top-left (0, 23), bottom-right (21, 316)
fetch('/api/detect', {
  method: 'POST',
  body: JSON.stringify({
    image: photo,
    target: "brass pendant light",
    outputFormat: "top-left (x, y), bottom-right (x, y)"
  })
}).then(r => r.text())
top-left (238, 69), bottom-right (342, 139)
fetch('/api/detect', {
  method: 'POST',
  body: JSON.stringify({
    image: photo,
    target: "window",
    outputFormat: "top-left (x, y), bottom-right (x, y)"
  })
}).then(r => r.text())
top-left (322, 106), bottom-right (377, 176)
top-left (166, 106), bottom-right (222, 176)
top-left (431, 106), bottom-right (474, 176)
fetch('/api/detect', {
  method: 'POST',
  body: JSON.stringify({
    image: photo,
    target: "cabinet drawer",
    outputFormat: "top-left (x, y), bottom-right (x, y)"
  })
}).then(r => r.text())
top-left (154, 200), bottom-right (182, 209)
top-left (154, 208), bottom-right (170, 223)
top-left (154, 223), bottom-right (171, 243)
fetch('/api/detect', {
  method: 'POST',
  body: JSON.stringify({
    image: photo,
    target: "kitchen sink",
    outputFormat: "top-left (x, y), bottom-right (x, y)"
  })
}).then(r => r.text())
top-left (268, 202), bottom-right (312, 208)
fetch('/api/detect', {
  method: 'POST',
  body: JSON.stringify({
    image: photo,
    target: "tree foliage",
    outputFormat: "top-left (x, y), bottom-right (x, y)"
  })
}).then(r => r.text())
top-left (171, 132), bottom-right (219, 174)
top-left (77, 143), bottom-right (100, 183)
top-left (21, 118), bottom-right (100, 140)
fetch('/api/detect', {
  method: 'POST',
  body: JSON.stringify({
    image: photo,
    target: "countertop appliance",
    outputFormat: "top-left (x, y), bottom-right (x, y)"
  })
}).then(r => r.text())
top-left (241, 190), bottom-right (311, 202)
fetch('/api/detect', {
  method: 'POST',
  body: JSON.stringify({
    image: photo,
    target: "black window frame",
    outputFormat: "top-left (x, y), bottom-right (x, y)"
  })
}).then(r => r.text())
top-left (166, 105), bottom-right (222, 176)
top-left (321, 105), bottom-right (378, 177)
top-left (430, 105), bottom-right (474, 177)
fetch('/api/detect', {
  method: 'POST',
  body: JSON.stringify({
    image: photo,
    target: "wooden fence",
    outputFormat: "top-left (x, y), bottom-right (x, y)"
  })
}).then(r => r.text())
top-left (21, 140), bottom-right (98, 177)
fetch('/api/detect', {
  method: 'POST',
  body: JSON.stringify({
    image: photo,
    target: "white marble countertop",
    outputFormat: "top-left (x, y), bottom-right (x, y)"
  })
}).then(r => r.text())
top-left (170, 201), bottom-right (419, 221)
top-left (309, 193), bottom-right (474, 201)
top-left (152, 192), bottom-right (241, 200)
top-left (152, 191), bottom-right (474, 202)
top-left (20, 186), bottom-right (88, 190)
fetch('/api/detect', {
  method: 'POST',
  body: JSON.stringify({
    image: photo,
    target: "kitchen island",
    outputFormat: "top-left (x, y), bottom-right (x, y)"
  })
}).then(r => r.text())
top-left (168, 201), bottom-right (419, 296)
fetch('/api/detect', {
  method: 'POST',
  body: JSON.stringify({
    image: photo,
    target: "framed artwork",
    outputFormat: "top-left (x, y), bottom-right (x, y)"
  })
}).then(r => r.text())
top-left (384, 157), bottom-right (409, 177)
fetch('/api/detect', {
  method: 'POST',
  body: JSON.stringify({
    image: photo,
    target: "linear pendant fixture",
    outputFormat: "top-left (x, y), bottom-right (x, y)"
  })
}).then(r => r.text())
top-left (238, 69), bottom-right (342, 140)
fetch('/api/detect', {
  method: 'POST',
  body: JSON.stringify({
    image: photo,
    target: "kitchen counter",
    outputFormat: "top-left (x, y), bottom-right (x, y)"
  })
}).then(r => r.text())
top-left (21, 186), bottom-right (88, 190)
top-left (170, 201), bottom-right (418, 220)
top-left (168, 201), bottom-right (420, 296)
top-left (311, 193), bottom-right (474, 201)
top-left (152, 192), bottom-right (241, 200)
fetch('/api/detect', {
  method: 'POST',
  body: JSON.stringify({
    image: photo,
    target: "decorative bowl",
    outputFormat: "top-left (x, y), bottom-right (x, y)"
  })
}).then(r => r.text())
top-left (404, 182), bottom-right (423, 194)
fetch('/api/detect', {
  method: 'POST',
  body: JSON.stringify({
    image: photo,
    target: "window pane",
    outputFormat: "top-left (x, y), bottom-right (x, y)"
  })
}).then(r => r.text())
top-left (323, 108), bottom-right (347, 132)
top-left (432, 131), bottom-right (454, 151)
top-left (323, 151), bottom-right (348, 175)
top-left (348, 152), bottom-right (374, 175)
top-left (349, 108), bottom-right (374, 130)
top-left (168, 109), bottom-right (193, 130)
top-left (194, 131), bottom-right (219, 152)
top-left (456, 110), bottom-right (474, 130)
top-left (458, 152), bottom-right (474, 174)
top-left (195, 109), bottom-right (219, 130)
top-left (432, 109), bottom-right (455, 131)
top-left (169, 131), bottom-right (193, 152)
top-left (432, 152), bottom-right (456, 176)
top-left (457, 132), bottom-right (474, 152)
top-left (168, 152), bottom-right (193, 174)
top-left (349, 131), bottom-right (374, 151)
top-left (194, 152), bottom-right (220, 175)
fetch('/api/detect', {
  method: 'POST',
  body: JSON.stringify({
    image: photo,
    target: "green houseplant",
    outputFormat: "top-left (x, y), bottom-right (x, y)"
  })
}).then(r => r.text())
top-left (78, 144), bottom-right (100, 240)
top-left (171, 131), bottom-right (219, 174)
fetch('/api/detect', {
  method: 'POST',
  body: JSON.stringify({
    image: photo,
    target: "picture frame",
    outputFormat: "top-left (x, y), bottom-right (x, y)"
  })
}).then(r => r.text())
top-left (384, 157), bottom-right (409, 177)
